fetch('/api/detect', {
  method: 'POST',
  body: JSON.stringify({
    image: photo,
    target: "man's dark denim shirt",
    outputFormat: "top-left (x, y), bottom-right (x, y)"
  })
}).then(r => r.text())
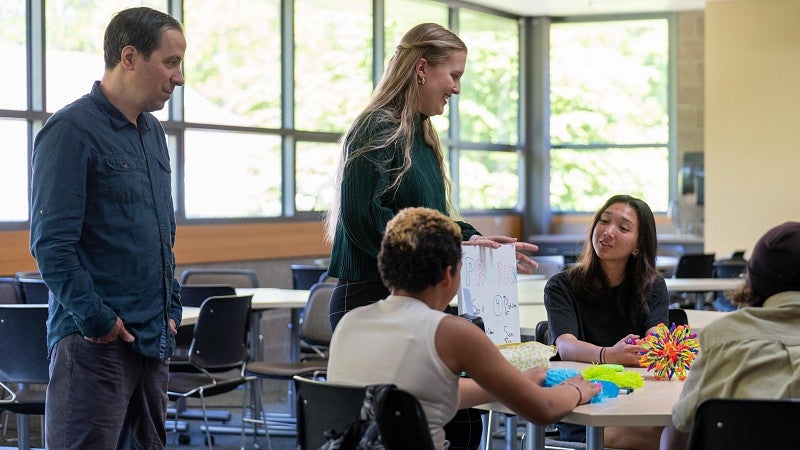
top-left (30, 81), bottom-right (182, 361)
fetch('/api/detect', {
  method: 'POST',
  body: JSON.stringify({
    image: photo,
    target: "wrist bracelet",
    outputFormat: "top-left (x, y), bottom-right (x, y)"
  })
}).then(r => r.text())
top-left (561, 381), bottom-right (583, 407)
top-left (599, 346), bottom-right (606, 364)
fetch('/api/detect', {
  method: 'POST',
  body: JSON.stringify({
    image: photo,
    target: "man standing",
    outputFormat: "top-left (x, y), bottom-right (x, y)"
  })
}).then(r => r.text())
top-left (30, 7), bottom-right (185, 448)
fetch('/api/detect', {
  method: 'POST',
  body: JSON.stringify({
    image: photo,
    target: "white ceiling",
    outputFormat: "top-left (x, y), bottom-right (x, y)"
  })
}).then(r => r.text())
top-left (468, 0), bottom-right (706, 17)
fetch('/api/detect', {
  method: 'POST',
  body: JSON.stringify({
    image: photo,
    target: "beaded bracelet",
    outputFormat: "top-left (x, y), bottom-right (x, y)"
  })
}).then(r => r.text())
top-left (561, 381), bottom-right (583, 407)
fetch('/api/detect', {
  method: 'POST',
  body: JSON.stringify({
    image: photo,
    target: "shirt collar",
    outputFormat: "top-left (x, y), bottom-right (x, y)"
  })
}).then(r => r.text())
top-left (763, 290), bottom-right (800, 308)
top-left (89, 81), bottom-right (151, 132)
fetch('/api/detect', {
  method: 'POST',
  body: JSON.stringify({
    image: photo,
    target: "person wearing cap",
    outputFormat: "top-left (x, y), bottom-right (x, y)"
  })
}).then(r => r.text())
top-left (660, 221), bottom-right (800, 450)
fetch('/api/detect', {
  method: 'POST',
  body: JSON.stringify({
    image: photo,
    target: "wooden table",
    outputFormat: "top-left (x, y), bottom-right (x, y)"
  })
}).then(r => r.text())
top-left (478, 361), bottom-right (687, 450)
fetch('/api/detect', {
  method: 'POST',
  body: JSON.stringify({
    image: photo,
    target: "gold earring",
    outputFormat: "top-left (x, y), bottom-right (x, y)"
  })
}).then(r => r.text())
top-left (418, 76), bottom-right (425, 85)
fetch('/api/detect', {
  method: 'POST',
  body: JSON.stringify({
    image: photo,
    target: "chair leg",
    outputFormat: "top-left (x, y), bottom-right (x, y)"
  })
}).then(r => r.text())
top-left (483, 410), bottom-right (495, 450)
top-left (242, 380), bottom-right (272, 450)
top-left (198, 392), bottom-right (216, 450)
top-left (250, 378), bottom-right (296, 435)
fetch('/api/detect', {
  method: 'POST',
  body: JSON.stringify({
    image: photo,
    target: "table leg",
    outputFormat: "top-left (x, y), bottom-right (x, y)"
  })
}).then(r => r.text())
top-left (18, 413), bottom-right (31, 450)
top-left (586, 425), bottom-right (604, 450)
top-left (524, 421), bottom-right (545, 450)
top-left (694, 292), bottom-right (705, 310)
top-left (289, 308), bottom-right (301, 363)
top-left (250, 310), bottom-right (264, 361)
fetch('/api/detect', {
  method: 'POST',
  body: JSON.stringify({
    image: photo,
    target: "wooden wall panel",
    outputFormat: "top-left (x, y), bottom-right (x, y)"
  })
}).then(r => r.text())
top-left (0, 214), bottom-right (522, 274)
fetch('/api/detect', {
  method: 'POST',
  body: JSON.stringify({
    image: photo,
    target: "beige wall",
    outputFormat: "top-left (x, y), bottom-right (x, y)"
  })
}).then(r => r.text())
top-left (677, 11), bottom-right (706, 158)
top-left (704, 0), bottom-right (800, 257)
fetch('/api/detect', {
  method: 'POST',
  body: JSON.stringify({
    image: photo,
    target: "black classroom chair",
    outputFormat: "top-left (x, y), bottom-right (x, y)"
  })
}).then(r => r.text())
top-left (0, 277), bottom-right (24, 304)
top-left (166, 294), bottom-right (270, 449)
top-left (294, 374), bottom-right (435, 450)
top-left (0, 304), bottom-right (49, 450)
top-left (172, 284), bottom-right (237, 369)
top-left (16, 277), bottom-right (50, 304)
top-left (180, 268), bottom-right (259, 288)
top-left (710, 258), bottom-right (747, 311)
top-left (673, 253), bottom-right (716, 279)
top-left (244, 283), bottom-right (334, 435)
top-left (687, 398), bottom-right (800, 450)
top-left (289, 265), bottom-right (329, 290)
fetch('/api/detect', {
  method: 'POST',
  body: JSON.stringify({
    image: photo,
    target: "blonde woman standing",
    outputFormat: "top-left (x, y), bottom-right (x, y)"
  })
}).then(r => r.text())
top-left (324, 23), bottom-right (538, 449)
top-left (325, 22), bottom-right (536, 330)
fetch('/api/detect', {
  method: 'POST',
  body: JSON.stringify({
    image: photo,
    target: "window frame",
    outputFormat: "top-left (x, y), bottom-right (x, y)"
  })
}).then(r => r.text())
top-left (2, 1), bottom-right (677, 236)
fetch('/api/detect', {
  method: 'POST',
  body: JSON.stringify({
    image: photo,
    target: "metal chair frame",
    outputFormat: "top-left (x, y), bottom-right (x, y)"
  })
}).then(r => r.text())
top-left (0, 304), bottom-right (49, 450)
top-left (166, 294), bottom-right (270, 449)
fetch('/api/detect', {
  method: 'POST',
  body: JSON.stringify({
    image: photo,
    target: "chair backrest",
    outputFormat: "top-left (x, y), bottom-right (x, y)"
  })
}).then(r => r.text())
top-left (377, 388), bottom-right (436, 450)
top-left (180, 268), bottom-right (259, 288)
top-left (17, 277), bottom-right (50, 304)
top-left (294, 375), bottom-right (434, 450)
top-left (14, 271), bottom-right (42, 280)
top-left (534, 320), bottom-right (550, 344)
top-left (687, 398), bottom-right (800, 450)
top-left (712, 259), bottom-right (747, 279)
top-left (0, 305), bottom-right (50, 384)
top-left (0, 277), bottom-right (24, 304)
top-left (299, 282), bottom-right (336, 347)
top-left (668, 308), bottom-right (689, 326)
top-left (673, 253), bottom-right (716, 278)
top-left (188, 295), bottom-right (253, 371)
top-left (179, 284), bottom-right (236, 307)
top-left (291, 264), bottom-right (329, 290)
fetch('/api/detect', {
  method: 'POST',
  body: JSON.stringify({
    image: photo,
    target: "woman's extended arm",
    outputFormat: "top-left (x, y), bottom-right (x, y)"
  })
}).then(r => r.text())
top-left (435, 315), bottom-right (599, 425)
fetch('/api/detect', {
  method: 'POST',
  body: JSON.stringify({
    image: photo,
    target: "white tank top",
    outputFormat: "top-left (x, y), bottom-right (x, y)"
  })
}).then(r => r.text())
top-left (328, 295), bottom-right (460, 450)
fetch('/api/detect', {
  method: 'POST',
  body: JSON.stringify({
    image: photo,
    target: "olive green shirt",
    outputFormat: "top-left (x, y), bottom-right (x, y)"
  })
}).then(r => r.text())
top-left (671, 291), bottom-right (800, 431)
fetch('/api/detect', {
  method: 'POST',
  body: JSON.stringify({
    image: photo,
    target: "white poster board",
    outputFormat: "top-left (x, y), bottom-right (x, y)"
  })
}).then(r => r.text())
top-left (457, 244), bottom-right (520, 344)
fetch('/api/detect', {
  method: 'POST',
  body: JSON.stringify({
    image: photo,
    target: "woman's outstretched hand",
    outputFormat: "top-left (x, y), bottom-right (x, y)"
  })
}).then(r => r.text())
top-left (464, 235), bottom-right (539, 274)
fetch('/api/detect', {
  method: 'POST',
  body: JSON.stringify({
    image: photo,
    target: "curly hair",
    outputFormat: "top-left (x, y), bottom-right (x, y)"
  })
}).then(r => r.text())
top-left (378, 207), bottom-right (462, 292)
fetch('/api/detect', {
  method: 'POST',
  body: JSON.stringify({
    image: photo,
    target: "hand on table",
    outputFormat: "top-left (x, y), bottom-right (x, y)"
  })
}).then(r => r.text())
top-left (562, 375), bottom-right (602, 406)
top-left (522, 366), bottom-right (548, 385)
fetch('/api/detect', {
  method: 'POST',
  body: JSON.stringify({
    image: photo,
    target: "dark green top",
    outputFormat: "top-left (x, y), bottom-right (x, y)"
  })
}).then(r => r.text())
top-left (328, 113), bottom-right (480, 282)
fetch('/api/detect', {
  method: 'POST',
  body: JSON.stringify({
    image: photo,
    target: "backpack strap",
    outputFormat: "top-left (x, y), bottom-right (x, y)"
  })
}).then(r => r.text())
top-left (359, 384), bottom-right (396, 421)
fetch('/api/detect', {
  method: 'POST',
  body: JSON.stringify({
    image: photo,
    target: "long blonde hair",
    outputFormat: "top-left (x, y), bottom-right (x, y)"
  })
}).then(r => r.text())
top-left (325, 23), bottom-right (467, 243)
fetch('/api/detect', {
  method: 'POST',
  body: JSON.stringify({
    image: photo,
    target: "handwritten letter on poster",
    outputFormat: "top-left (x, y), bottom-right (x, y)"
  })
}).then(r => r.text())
top-left (457, 244), bottom-right (520, 344)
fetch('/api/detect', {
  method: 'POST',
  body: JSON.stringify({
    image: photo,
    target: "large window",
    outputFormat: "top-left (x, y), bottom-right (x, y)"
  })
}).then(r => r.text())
top-left (294, 0), bottom-right (373, 133)
top-left (45, 0), bottom-right (166, 116)
top-left (3, 1), bottom-right (676, 228)
top-left (549, 18), bottom-right (670, 212)
top-left (0, 1), bottom-right (27, 223)
top-left (456, 10), bottom-right (520, 210)
top-left (184, 0), bottom-right (281, 128)
top-left (184, 130), bottom-right (282, 218)
top-left (0, 1), bottom-right (25, 111)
